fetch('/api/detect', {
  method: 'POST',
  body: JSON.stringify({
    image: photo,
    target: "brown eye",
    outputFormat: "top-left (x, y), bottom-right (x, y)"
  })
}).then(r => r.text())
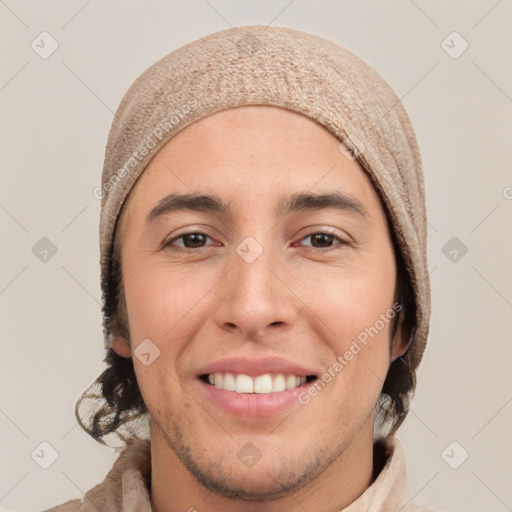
top-left (299, 231), bottom-right (350, 251)
top-left (165, 232), bottom-right (212, 250)
top-left (308, 233), bottom-right (335, 248)
top-left (181, 233), bottom-right (208, 248)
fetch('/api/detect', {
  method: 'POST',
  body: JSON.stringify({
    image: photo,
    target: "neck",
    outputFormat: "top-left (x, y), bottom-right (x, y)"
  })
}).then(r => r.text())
top-left (149, 417), bottom-right (375, 512)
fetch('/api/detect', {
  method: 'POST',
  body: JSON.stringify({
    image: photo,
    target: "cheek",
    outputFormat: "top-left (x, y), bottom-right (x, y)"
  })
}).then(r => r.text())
top-left (123, 255), bottom-right (206, 342)
top-left (303, 258), bottom-right (396, 345)
top-left (123, 262), bottom-right (207, 409)
top-left (297, 253), bottom-right (397, 404)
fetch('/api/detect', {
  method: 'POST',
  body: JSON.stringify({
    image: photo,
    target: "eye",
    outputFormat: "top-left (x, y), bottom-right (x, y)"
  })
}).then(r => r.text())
top-left (164, 229), bottom-right (351, 253)
top-left (297, 230), bottom-right (350, 251)
top-left (164, 232), bottom-right (216, 251)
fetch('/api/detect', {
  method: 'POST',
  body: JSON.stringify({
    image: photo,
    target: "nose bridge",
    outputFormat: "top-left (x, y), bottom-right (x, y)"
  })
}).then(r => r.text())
top-left (235, 245), bottom-right (275, 305)
top-left (214, 236), bottom-right (297, 338)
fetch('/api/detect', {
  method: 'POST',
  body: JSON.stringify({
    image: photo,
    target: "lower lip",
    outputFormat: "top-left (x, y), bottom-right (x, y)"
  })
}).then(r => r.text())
top-left (196, 378), bottom-right (314, 419)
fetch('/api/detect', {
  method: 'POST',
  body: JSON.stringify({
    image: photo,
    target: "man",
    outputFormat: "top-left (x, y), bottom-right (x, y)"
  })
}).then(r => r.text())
top-left (48, 24), bottom-right (434, 511)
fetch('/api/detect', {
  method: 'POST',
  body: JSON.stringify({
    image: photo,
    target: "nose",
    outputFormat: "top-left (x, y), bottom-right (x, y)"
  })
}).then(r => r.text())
top-left (213, 246), bottom-right (299, 342)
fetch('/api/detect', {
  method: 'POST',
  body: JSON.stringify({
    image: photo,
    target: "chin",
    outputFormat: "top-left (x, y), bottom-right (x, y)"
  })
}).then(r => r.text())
top-left (171, 434), bottom-right (336, 501)
top-left (188, 460), bottom-right (318, 501)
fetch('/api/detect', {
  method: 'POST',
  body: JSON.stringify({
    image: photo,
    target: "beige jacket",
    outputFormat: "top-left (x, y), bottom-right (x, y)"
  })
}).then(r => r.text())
top-left (45, 436), bottom-right (437, 512)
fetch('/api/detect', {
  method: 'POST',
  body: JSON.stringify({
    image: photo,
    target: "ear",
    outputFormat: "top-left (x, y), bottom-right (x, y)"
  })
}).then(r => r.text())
top-left (391, 311), bottom-right (413, 361)
top-left (110, 335), bottom-right (132, 358)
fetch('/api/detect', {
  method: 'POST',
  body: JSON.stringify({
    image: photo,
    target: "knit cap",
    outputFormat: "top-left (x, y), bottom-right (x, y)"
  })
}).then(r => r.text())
top-left (99, 24), bottom-right (430, 380)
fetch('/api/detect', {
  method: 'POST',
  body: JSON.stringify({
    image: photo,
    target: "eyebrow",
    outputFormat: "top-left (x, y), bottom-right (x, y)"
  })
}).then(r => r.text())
top-left (147, 191), bottom-right (367, 224)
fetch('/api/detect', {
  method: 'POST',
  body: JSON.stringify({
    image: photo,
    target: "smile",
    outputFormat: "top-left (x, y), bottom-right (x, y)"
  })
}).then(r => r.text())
top-left (201, 372), bottom-right (317, 394)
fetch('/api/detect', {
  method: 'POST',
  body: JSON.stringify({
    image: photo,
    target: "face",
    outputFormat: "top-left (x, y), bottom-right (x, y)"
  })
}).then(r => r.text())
top-left (111, 106), bottom-right (409, 500)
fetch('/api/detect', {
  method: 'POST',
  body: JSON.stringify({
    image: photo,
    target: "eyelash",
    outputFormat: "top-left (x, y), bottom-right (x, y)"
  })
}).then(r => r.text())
top-left (163, 229), bottom-right (351, 254)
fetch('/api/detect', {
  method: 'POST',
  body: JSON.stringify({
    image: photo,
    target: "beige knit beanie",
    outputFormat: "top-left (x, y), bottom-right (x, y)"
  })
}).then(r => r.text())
top-left (98, 24), bottom-right (430, 380)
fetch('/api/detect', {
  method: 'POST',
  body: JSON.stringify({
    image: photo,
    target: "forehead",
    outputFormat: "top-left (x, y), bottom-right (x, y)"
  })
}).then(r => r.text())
top-left (119, 105), bottom-right (384, 225)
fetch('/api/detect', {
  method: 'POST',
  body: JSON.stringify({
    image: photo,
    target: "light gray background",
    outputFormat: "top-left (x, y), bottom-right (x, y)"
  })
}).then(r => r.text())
top-left (1, 1), bottom-right (511, 511)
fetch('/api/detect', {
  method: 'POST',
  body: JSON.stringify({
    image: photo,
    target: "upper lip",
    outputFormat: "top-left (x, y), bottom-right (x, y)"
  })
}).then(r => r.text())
top-left (196, 356), bottom-right (319, 378)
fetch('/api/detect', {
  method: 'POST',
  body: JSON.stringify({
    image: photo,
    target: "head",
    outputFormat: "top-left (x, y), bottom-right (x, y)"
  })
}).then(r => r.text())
top-left (76, 26), bottom-right (429, 491)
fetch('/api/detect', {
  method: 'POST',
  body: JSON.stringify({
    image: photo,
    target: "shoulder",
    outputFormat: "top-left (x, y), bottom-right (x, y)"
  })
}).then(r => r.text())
top-left (41, 438), bottom-right (151, 512)
top-left (43, 498), bottom-right (82, 512)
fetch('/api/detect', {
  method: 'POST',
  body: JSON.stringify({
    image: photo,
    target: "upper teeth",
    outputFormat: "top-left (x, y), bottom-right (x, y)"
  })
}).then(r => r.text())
top-left (207, 372), bottom-right (307, 394)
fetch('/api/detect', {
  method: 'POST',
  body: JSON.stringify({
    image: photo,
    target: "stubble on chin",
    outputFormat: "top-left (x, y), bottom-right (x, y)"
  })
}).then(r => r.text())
top-left (149, 410), bottom-right (341, 501)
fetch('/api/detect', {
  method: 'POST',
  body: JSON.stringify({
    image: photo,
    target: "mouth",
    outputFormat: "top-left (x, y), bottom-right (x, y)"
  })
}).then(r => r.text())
top-left (199, 372), bottom-right (318, 394)
top-left (195, 356), bottom-right (322, 417)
